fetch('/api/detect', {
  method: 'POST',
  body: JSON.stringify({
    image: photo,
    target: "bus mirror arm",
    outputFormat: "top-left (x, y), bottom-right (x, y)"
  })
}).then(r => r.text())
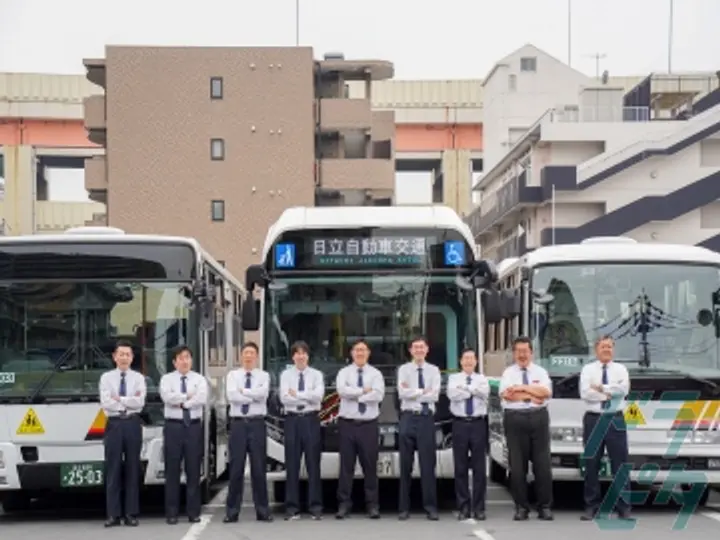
top-left (467, 259), bottom-right (499, 289)
top-left (191, 281), bottom-right (217, 332)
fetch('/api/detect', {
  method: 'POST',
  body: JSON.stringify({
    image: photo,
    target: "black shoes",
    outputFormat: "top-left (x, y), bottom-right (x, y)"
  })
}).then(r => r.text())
top-left (104, 516), bottom-right (137, 527)
top-left (513, 507), bottom-right (530, 521)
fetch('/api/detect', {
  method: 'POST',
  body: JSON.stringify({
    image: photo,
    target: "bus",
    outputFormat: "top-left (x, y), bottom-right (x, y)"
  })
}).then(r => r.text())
top-left (0, 227), bottom-right (244, 511)
top-left (239, 206), bottom-right (497, 500)
top-left (484, 236), bottom-right (720, 503)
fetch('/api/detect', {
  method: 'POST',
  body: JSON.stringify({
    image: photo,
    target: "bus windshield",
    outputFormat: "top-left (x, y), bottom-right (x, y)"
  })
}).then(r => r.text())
top-left (0, 282), bottom-right (197, 400)
top-left (262, 275), bottom-right (478, 385)
top-left (530, 263), bottom-right (720, 377)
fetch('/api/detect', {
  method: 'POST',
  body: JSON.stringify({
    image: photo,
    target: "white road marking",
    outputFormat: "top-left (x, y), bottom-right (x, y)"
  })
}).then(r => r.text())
top-left (472, 529), bottom-right (495, 540)
top-left (701, 511), bottom-right (720, 523)
top-left (180, 514), bottom-right (212, 540)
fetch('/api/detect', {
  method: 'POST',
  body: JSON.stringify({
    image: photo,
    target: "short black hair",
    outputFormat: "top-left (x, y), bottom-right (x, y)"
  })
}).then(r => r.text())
top-left (242, 341), bottom-right (259, 353)
top-left (114, 339), bottom-right (134, 353)
top-left (349, 338), bottom-right (370, 351)
top-left (408, 335), bottom-right (429, 348)
top-left (290, 340), bottom-right (310, 356)
top-left (511, 336), bottom-right (533, 351)
top-left (460, 347), bottom-right (477, 356)
top-left (173, 345), bottom-right (192, 358)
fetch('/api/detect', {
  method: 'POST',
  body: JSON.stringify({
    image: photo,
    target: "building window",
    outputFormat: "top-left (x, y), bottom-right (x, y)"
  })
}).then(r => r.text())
top-left (210, 138), bottom-right (225, 160)
top-left (508, 74), bottom-right (517, 91)
top-left (210, 77), bottom-right (223, 99)
top-left (211, 200), bottom-right (225, 222)
top-left (520, 57), bottom-right (537, 72)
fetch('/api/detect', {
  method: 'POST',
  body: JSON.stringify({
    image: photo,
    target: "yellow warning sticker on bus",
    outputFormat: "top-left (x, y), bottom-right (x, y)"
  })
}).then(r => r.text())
top-left (624, 403), bottom-right (646, 426)
top-left (16, 407), bottom-right (45, 435)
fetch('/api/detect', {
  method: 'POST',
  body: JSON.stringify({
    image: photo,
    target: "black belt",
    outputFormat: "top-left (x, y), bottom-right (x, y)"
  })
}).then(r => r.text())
top-left (166, 418), bottom-right (201, 424)
top-left (286, 410), bottom-right (318, 417)
top-left (339, 417), bottom-right (378, 424)
top-left (402, 410), bottom-right (434, 417)
top-left (453, 415), bottom-right (487, 422)
top-left (108, 413), bottom-right (138, 420)
top-left (504, 407), bottom-right (547, 414)
top-left (231, 416), bottom-right (265, 422)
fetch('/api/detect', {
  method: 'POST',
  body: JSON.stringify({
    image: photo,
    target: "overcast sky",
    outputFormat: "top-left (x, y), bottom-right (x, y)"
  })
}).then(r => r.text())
top-left (1, 0), bottom-right (718, 202)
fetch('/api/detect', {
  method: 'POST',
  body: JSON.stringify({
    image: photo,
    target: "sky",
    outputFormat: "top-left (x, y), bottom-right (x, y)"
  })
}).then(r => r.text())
top-left (1, 0), bottom-right (718, 202)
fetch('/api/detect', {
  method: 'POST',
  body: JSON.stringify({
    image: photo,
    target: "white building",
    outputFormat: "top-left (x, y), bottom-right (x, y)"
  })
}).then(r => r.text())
top-left (469, 44), bottom-right (720, 261)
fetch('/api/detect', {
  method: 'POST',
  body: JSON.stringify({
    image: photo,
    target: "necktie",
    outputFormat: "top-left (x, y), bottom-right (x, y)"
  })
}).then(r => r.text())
top-left (119, 372), bottom-right (127, 397)
top-left (358, 369), bottom-right (366, 414)
top-left (521, 368), bottom-right (531, 403)
top-left (465, 375), bottom-right (474, 416)
top-left (418, 368), bottom-right (430, 414)
top-left (601, 365), bottom-right (610, 410)
top-left (297, 372), bottom-right (305, 411)
top-left (241, 372), bottom-right (252, 415)
top-left (181, 375), bottom-right (191, 426)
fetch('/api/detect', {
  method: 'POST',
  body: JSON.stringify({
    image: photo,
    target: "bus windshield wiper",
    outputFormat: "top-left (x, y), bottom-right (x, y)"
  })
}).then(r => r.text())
top-left (27, 346), bottom-right (77, 403)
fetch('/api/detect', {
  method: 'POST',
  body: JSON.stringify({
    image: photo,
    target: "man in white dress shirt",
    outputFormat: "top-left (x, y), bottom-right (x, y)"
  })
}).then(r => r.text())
top-left (99, 340), bottom-right (146, 528)
top-left (499, 336), bottom-right (553, 521)
top-left (397, 336), bottom-right (441, 521)
top-left (579, 335), bottom-right (632, 521)
top-left (159, 345), bottom-right (208, 525)
top-left (224, 342), bottom-right (273, 523)
top-left (335, 338), bottom-right (385, 520)
top-left (279, 340), bottom-right (325, 520)
top-left (447, 348), bottom-right (490, 521)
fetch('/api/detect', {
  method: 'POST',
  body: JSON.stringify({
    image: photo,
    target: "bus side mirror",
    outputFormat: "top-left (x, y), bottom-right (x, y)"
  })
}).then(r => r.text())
top-left (198, 299), bottom-right (216, 331)
top-left (503, 288), bottom-right (522, 318)
top-left (242, 292), bottom-right (259, 331)
top-left (245, 264), bottom-right (266, 290)
top-left (482, 290), bottom-right (503, 324)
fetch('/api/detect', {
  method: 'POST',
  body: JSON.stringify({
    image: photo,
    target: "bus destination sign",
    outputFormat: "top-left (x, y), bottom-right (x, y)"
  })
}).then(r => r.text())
top-left (311, 237), bottom-right (427, 267)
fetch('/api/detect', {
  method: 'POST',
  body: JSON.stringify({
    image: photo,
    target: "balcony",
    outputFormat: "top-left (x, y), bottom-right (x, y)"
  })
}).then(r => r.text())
top-left (549, 105), bottom-right (650, 123)
top-left (467, 171), bottom-right (541, 238)
top-left (85, 155), bottom-right (107, 192)
top-left (83, 58), bottom-right (107, 89)
top-left (83, 94), bottom-right (106, 145)
top-left (318, 99), bottom-right (372, 132)
top-left (319, 158), bottom-right (394, 191)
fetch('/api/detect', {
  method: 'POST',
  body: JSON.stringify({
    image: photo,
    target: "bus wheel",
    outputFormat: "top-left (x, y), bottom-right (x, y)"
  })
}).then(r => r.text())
top-left (273, 481), bottom-right (286, 504)
top-left (1, 493), bottom-right (31, 513)
top-left (489, 459), bottom-right (507, 485)
top-left (201, 435), bottom-right (217, 504)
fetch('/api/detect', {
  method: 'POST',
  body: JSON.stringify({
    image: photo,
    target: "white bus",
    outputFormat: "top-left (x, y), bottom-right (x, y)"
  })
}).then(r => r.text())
top-left (484, 237), bottom-right (720, 503)
top-left (0, 227), bottom-right (244, 511)
top-left (239, 206), bottom-right (497, 500)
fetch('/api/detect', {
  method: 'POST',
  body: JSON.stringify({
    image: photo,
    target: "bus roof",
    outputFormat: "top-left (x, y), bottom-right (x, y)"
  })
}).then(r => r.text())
top-left (521, 239), bottom-right (720, 271)
top-left (263, 205), bottom-right (475, 255)
top-left (0, 230), bottom-right (244, 290)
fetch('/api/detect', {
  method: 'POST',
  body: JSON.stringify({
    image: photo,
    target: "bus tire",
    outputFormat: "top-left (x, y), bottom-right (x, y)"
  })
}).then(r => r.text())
top-left (696, 485), bottom-right (710, 507)
top-left (201, 416), bottom-right (218, 505)
top-left (489, 458), bottom-right (507, 484)
top-left (273, 481), bottom-right (286, 504)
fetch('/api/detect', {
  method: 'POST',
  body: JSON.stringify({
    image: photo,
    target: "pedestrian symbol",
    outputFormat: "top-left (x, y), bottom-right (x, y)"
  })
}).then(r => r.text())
top-left (624, 403), bottom-right (646, 426)
top-left (275, 243), bottom-right (296, 269)
top-left (16, 407), bottom-right (45, 435)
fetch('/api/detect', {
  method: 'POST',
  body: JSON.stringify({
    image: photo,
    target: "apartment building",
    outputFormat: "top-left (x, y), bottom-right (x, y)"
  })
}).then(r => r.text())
top-left (83, 46), bottom-right (395, 274)
top-left (468, 44), bottom-right (720, 261)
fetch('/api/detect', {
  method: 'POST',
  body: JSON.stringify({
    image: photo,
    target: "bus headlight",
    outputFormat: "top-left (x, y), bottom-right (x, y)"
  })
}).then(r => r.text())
top-left (550, 427), bottom-right (583, 443)
top-left (689, 431), bottom-right (720, 444)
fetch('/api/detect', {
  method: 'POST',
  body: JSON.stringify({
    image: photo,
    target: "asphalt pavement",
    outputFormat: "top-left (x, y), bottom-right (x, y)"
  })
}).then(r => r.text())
top-left (3, 480), bottom-right (720, 540)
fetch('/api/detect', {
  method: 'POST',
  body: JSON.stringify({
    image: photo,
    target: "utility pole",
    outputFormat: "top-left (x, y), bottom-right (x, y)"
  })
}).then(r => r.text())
top-left (667, 0), bottom-right (674, 73)
top-left (295, 0), bottom-right (300, 46)
top-left (567, 0), bottom-right (572, 66)
top-left (585, 52), bottom-right (607, 78)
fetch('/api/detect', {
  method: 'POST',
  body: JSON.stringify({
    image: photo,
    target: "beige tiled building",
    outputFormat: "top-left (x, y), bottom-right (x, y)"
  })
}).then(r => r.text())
top-left (83, 46), bottom-right (395, 275)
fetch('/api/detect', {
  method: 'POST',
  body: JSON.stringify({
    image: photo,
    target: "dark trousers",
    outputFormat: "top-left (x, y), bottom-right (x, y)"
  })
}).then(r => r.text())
top-left (225, 417), bottom-right (270, 517)
top-left (398, 412), bottom-right (437, 514)
top-left (163, 419), bottom-right (204, 519)
top-left (582, 411), bottom-right (630, 512)
top-left (104, 415), bottom-right (142, 519)
top-left (284, 413), bottom-right (322, 514)
top-left (504, 407), bottom-right (553, 510)
top-left (452, 416), bottom-right (488, 514)
top-left (337, 418), bottom-right (380, 510)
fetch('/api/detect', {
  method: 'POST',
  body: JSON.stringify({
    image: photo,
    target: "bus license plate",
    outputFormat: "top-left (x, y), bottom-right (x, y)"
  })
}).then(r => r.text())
top-left (60, 462), bottom-right (104, 487)
top-left (579, 458), bottom-right (611, 478)
top-left (377, 454), bottom-right (393, 477)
